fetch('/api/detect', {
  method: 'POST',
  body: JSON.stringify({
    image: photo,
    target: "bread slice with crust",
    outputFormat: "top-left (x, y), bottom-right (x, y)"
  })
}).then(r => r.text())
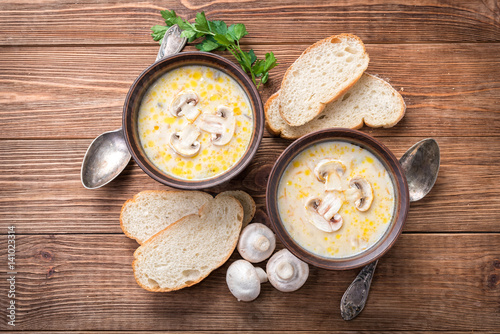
top-left (120, 190), bottom-right (213, 244)
top-left (265, 73), bottom-right (405, 139)
top-left (279, 34), bottom-right (369, 126)
top-left (219, 190), bottom-right (256, 227)
top-left (132, 194), bottom-right (243, 292)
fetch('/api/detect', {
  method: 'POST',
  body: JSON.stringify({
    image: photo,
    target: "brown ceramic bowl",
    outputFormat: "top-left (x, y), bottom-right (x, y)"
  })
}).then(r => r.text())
top-left (123, 52), bottom-right (264, 189)
top-left (266, 128), bottom-right (409, 270)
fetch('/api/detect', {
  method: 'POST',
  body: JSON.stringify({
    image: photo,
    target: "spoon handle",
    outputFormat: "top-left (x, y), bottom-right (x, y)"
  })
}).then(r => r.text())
top-left (156, 25), bottom-right (187, 62)
top-left (340, 259), bottom-right (378, 320)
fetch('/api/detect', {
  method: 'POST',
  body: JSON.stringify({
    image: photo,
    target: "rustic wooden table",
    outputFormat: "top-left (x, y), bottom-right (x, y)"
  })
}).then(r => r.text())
top-left (1, 0), bottom-right (499, 332)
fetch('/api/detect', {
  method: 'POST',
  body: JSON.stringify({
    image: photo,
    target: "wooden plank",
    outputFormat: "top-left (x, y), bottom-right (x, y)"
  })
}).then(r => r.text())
top-left (0, 44), bottom-right (499, 139)
top-left (0, 137), bottom-right (499, 234)
top-left (10, 332), bottom-right (500, 334)
top-left (0, 0), bottom-right (499, 46)
top-left (0, 233), bottom-right (498, 331)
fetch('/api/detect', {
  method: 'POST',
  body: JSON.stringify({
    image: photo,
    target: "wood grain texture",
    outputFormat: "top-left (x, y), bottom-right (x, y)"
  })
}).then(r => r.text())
top-left (9, 332), bottom-right (500, 334)
top-left (0, 136), bottom-right (499, 234)
top-left (1, 0), bottom-right (499, 331)
top-left (0, 0), bottom-right (499, 46)
top-left (0, 233), bottom-right (498, 331)
top-left (0, 43), bottom-right (499, 139)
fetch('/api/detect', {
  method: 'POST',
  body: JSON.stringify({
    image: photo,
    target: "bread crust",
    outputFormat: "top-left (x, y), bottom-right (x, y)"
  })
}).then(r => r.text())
top-left (278, 33), bottom-right (369, 126)
top-left (264, 91), bottom-right (282, 136)
top-left (120, 190), bottom-right (213, 245)
top-left (218, 190), bottom-right (256, 226)
top-left (132, 195), bottom-right (243, 292)
top-left (362, 74), bottom-right (406, 128)
top-left (266, 73), bottom-right (405, 139)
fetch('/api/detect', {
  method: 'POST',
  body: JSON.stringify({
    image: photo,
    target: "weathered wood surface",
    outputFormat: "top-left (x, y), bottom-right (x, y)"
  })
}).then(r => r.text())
top-left (0, 136), bottom-right (499, 234)
top-left (0, 0), bottom-right (499, 45)
top-left (1, 43), bottom-right (499, 139)
top-left (1, 0), bottom-right (500, 331)
top-left (0, 234), bottom-right (498, 331)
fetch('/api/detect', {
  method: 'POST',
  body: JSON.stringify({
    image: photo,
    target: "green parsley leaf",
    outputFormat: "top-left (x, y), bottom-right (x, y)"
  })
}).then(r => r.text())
top-left (248, 49), bottom-right (257, 64)
top-left (252, 59), bottom-right (265, 76)
top-left (261, 72), bottom-right (269, 85)
top-left (205, 35), bottom-right (227, 51)
top-left (180, 29), bottom-right (196, 39)
top-left (208, 20), bottom-right (228, 35)
top-left (194, 12), bottom-right (210, 33)
top-left (161, 9), bottom-right (178, 25)
top-left (151, 10), bottom-right (277, 88)
top-left (233, 23), bottom-right (248, 41)
top-left (151, 25), bottom-right (168, 42)
top-left (196, 38), bottom-right (220, 52)
top-left (263, 52), bottom-right (278, 72)
top-left (213, 33), bottom-right (231, 47)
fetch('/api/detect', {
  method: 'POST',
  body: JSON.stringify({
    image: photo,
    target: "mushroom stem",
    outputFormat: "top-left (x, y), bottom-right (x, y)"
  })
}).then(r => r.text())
top-left (267, 249), bottom-right (309, 292)
top-left (255, 267), bottom-right (268, 283)
top-left (254, 236), bottom-right (270, 252)
top-left (237, 223), bottom-right (276, 263)
top-left (276, 262), bottom-right (294, 280)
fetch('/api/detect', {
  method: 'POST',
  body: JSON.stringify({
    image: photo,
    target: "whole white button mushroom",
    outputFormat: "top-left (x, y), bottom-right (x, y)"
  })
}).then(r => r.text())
top-left (266, 249), bottom-right (309, 292)
top-left (226, 260), bottom-right (267, 302)
top-left (237, 223), bottom-right (276, 263)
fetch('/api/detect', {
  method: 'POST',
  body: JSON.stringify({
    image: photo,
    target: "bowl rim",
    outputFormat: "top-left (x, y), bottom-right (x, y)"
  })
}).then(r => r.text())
top-left (122, 51), bottom-right (264, 189)
top-left (266, 128), bottom-right (409, 270)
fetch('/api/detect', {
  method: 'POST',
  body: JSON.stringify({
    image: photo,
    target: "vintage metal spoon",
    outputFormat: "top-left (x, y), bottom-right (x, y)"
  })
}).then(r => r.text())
top-left (340, 138), bottom-right (440, 320)
top-left (81, 25), bottom-right (187, 189)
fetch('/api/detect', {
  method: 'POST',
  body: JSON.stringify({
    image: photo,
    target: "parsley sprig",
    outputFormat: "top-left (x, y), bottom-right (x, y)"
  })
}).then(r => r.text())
top-left (151, 10), bottom-right (277, 88)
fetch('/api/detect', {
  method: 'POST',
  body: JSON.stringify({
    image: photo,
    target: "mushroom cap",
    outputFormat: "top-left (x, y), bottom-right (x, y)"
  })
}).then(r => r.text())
top-left (169, 124), bottom-right (201, 157)
top-left (266, 249), bottom-right (309, 292)
top-left (199, 105), bottom-right (235, 146)
top-left (237, 223), bottom-right (276, 263)
top-left (314, 159), bottom-right (346, 191)
top-left (349, 176), bottom-right (373, 211)
top-left (226, 260), bottom-right (267, 302)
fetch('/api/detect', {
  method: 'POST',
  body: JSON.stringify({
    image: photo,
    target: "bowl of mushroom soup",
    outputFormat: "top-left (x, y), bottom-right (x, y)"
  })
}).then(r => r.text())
top-left (123, 52), bottom-right (264, 189)
top-left (266, 129), bottom-right (409, 270)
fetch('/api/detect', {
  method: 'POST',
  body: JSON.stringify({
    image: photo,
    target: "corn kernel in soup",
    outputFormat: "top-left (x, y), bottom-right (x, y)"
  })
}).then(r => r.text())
top-left (277, 141), bottom-right (395, 258)
top-left (137, 65), bottom-right (253, 180)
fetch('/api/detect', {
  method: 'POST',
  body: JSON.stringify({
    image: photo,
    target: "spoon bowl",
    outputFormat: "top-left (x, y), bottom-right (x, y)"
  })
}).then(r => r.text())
top-left (80, 25), bottom-right (187, 189)
top-left (400, 138), bottom-right (440, 202)
top-left (81, 129), bottom-right (131, 189)
top-left (340, 138), bottom-right (441, 320)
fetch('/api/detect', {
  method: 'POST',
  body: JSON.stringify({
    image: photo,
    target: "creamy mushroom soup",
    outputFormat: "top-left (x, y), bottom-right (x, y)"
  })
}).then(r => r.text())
top-left (138, 65), bottom-right (253, 180)
top-left (277, 141), bottom-right (395, 258)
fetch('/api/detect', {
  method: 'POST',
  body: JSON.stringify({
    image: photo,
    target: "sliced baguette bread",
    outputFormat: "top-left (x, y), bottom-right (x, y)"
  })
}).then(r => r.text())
top-left (132, 194), bottom-right (243, 292)
top-left (219, 190), bottom-right (256, 227)
top-left (265, 73), bottom-right (406, 139)
top-left (279, 34), bottom-right (369, 126)
top-left (120, 190), bottom-right (212, 244)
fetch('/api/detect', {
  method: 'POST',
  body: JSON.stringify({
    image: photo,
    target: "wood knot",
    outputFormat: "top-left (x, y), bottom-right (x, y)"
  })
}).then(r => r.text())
top-left (493, 259), bottom-right (500, 269)
top-left (242, 164), bottom-right (273, 191)
top-left (486, 274), bottom-right (499, 289)
top-left (253, 208), bottom-right (272, 230)
top-left (46, 266), bottom-right (56, 279)
top-left (39, 250), bottom-right (54, 262)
